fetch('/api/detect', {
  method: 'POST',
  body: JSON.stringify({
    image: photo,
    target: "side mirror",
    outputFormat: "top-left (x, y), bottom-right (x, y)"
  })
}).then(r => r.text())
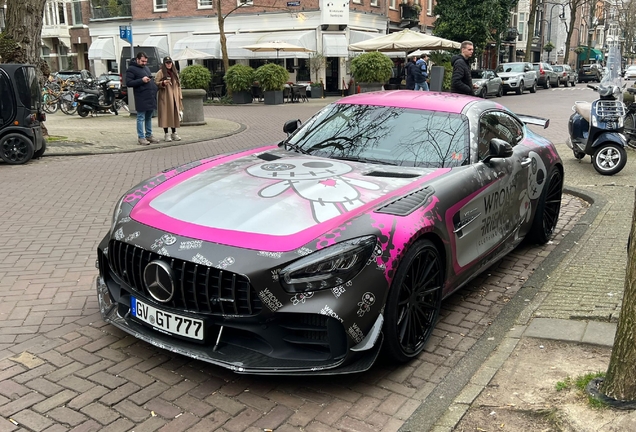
top-left (283, 119), bottom-right (301, 135)
top-left (483, 138), bottom-right (513, 164)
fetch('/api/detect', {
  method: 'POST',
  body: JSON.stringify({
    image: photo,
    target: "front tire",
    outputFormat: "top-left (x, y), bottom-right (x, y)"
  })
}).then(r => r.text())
top-left (382, 239), bottom-right (444, 363)
top-left (77, 105), bottom-right (90, 118)
top-left (527, 168), bottom-right (563, 244)
top-left (516, 81), bottom-right (524, 95)
top-left (592, 144), bottom-right (627, 175)
top-left (496, 85), bottom-right (503, 97)
top-left (0, 133), bottom-right (34, 165)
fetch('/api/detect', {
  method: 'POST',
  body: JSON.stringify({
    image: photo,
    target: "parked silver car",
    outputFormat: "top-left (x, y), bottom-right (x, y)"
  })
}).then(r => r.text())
top-left (532, 62), bottom-right (559, 89)
top-left (471, 69), bottom-right (503, 98)
top-left (551, 64), bottom-right (577, 86)
top-left (495, 62), bottom-right (538, 95)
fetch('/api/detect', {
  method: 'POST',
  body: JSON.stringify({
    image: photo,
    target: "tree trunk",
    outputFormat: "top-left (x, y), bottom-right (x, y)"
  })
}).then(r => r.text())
top-left (216, 0), bottom-right (230, 96)
top-left (524, 0), bottom-right (539, 62)
top-left (601, 190), bottom-right (636, 400)
top-left (2, 0), bottom-right (50, 135)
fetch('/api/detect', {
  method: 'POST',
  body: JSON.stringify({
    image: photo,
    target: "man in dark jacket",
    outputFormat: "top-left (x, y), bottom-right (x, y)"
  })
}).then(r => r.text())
top-left (451, 41), bottom-right (474, 95)
top-left (126, 52), bottom-right (159, 145)
top-left (404, 56), bottom-right (416, 90)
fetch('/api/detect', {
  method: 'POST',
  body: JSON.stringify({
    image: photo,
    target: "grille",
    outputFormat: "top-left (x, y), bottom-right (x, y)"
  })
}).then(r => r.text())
top-left (108, 240), bottom-right (262, 316)
top-left (595, 100), bottom-right (625, 120)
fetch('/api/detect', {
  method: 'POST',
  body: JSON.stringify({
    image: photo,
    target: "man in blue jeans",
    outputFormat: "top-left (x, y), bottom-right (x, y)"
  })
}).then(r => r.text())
top-left (126, 52), bottom-right (159, 145)
top-left (414, 54), bottom-right (429, 91)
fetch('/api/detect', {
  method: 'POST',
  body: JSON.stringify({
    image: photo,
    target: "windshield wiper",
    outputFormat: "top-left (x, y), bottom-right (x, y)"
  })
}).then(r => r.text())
top-left (332, 156), bottom-right (397, 166)
top-left (282, 141), bottom-right (309, 155)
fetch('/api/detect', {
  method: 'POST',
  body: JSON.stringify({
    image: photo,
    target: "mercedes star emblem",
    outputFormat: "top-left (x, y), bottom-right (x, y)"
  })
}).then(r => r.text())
top-left (143, 260), bottom-right (175, 303)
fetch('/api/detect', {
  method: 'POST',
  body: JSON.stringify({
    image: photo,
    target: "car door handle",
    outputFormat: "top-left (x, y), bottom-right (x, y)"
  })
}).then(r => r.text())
top-left (520, 158), bottom-right (532, 168)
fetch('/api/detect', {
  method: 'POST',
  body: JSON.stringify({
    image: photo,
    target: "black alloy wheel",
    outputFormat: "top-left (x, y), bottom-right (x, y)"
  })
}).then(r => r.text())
top-left (383, 239), bottom-right (444, 363)
top-left (496, 85), bottom-right (503, 97)
top-left (527, 168), bottom-right (563, 244)
top-left (0, 133), bottom-right (34, 165)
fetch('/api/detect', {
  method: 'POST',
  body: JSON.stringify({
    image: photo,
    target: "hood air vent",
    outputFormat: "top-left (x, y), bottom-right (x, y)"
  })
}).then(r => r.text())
top-left (376, 187), bottom-right (435, 216)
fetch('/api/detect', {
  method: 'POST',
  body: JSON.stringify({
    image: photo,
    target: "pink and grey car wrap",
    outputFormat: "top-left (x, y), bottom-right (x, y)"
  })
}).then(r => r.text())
top-left (96, 95), bottom-right (561, 374)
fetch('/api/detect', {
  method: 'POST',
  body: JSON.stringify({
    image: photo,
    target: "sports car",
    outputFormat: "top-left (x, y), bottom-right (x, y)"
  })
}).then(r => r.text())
top-left (96, 91), bottom-right (563, 375)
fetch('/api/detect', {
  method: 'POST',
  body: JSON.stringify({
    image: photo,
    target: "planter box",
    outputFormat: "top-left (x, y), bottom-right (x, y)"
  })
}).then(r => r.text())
top-left (232, 90), bottom-right (253, 105)
top-left (263, 90), bottom-right (284, 105)
top-left (181, 89), bottom-right (206, 126)
top-left (358, 82), bottom-right (384, 93)
top-left (309, 87), bottom-right (322, 98)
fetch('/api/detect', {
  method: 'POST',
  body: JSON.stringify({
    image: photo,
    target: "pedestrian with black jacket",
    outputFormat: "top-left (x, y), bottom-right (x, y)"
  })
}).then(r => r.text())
top-left (451, 41), bottom-right (474, 95)
top-left (404, 56), bottom-right (417, 90)
top-left (126, 52), bottom-right (159, 146)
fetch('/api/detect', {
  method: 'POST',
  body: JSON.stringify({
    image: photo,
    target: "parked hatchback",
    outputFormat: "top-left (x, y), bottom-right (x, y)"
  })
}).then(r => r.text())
top-left (532, 62), bottom-right (559, 88)
top-left (578, 64), bottom-right (602, 83)
top-left (551, 64), bottom-right (576, 86)
top-left (625, 65), bottom-right (636, 80)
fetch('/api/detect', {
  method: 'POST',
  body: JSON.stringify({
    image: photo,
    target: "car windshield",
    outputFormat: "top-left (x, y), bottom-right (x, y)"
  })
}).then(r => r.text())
top-left (287, 103), bottom-right (470, 168)
top-left (496, 63), bottom-right (524, 73)
top-left (471, 70), bottom-right (487, 79)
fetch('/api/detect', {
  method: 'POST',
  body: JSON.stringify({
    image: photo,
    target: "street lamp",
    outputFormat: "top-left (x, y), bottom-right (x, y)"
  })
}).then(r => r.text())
top-left (546, 4), bottom-right (566, 63)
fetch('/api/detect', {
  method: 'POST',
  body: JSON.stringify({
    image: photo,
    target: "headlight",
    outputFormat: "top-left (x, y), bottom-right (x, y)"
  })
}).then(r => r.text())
top-left (109, 196), bottom-right (125, 236)
top-left (280, 236), bottom-right (377, 293)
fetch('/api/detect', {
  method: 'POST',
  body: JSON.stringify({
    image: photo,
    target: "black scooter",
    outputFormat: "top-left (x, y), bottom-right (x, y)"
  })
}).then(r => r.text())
top-left (75, 77), bottom-right (118, 117)
top-left (566, 83), bottom-right (627, 175)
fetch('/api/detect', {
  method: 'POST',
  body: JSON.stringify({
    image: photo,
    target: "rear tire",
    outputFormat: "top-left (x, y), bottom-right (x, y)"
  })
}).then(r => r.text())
top-left (382, 239), bottom-right (444, 363)
top-left (527, 169), bottom-right (563, 244)
top-left (529, 81), bottom-right (537, 93)
top-left (33, 139), bottom-right (47, 159)
top-left (77, 105), bottom-right (90, 118)
top-left (592, 144), bottom-right (627, 175)
top-left (0, 133), bottom-right (34, 165)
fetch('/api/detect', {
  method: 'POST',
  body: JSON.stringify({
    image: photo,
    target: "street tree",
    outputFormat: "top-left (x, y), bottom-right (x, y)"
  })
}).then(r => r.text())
top-left (601, 193), bottom-right (636, 401)
top-left (615, 0), bottom-right (636, 62)
top-left (0, 0), bottom-right (49, 78)
top-left (434, 0), bottom-right (519, 60)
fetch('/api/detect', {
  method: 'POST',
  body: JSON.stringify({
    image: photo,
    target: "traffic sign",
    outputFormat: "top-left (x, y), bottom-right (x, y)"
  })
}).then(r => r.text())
top-left (287, 1), bottom-right (300, 6)
top-left (119, 25), bottom-right (132, 44)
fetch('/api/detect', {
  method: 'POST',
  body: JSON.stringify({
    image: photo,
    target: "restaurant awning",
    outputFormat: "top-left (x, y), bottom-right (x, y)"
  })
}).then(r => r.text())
top-left (88, 37), bottom-right (116, 60)
top-left (578, 47), bottom-right (604, 62)
top-left (142, 35), bottom-right (169, 53)
top-left (348, 30), bottom-right (404, 57)
top-left (173, 35), bottom-right (221, 59)
top-left (227, 31), bottom-right (316, 59)
top-left (322, 34), bottom-right (348, 57)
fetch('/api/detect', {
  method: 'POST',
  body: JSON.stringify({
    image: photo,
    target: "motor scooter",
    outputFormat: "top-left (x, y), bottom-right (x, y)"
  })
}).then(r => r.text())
top-left (566, 45), bottom-right (627, 176)
top-left (75, 77), bottom-right (118, 117)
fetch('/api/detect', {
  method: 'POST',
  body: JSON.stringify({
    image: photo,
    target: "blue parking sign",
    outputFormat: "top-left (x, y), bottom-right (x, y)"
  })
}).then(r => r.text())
top-left (119, 25), bottom-right (132, 44)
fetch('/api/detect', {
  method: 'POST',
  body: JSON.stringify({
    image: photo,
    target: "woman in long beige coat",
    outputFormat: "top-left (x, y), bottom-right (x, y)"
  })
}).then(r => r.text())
top-left (155, 56), bottom-right (183, 142)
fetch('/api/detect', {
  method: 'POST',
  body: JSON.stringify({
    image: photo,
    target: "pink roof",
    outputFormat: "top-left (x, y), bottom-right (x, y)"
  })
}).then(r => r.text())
top-left (337, 90), bottom-right (476, 113)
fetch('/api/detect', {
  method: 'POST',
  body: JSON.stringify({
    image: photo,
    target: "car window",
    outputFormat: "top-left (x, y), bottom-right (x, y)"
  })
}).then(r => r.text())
top-left (288, 104), bottom-right (470, 168)
top-left (496, 63), bottom-right (524, 73)
top-left (478, 111), bottom-right (524, 160)
top-left (471, 70), bottom-right (485, 79)
top-left (553, 66), bottom-right (563, 72)
top-left (0, 70), bottom-right (16, 126)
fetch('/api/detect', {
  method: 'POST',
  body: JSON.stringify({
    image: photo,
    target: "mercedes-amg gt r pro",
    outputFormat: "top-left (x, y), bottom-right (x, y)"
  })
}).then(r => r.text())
top-left (96, 91), bottom-right (563, 375)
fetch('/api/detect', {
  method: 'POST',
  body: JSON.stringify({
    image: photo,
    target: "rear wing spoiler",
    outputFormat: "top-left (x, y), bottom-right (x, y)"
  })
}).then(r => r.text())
top-left (517, 114), bottom-right (550, 129)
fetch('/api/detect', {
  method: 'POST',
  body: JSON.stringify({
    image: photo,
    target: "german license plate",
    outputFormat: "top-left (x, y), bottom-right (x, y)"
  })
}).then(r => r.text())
top-left (131, 297), bottom-right (204, 340)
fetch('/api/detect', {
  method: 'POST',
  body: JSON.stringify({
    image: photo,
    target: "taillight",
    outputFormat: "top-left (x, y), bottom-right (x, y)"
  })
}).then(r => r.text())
top-left (39, 112), bottom-right (46, 122)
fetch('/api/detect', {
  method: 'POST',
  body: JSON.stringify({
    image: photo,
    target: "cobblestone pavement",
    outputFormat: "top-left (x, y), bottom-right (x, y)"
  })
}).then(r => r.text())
top-left (0, 86), bottom-right (633, 431)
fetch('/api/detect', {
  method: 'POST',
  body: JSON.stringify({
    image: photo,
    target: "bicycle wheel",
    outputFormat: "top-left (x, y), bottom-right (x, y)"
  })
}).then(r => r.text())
top-left (59, 93), bottom-right (77, 115)
top-left (43, 98), bottom-right (59, 114)
top-left (624, 113), bottom-right (636, 149)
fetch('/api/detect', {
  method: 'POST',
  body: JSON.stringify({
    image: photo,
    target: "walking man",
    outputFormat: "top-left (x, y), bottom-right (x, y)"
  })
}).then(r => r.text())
top-left (405, 56), bottom-right (417, 90)
top-left (126, 52), bottom-right (159, 145)
top-left (451, 41), bottom-right (474, 95)
top-left (415, 54), bottom-right (429, 91)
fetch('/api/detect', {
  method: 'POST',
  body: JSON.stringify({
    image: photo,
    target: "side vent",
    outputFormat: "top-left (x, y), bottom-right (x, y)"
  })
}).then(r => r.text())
top-left (376, 187), bottom-right (435, 216)
top-left (258, 153), bottom-right (282, 161)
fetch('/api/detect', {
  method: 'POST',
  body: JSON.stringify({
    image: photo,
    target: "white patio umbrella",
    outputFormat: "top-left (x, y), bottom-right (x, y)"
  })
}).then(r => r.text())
top-left (240, 40), bottom-right (314, 58)
top-left (172, 46), bottom-right (214, 61)
top-left (348, 29), bottom-right (461, 52)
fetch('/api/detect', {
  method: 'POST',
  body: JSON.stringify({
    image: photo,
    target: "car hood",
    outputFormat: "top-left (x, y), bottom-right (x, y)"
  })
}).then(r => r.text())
top-left (125, 146), bottom-right (450, 251)
top-left (496, 71), bottom-right (523, 78)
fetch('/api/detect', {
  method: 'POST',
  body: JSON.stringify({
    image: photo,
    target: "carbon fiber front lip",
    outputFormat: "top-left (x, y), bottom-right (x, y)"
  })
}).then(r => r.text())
top-left (97, 277), bottom-right (381, 375)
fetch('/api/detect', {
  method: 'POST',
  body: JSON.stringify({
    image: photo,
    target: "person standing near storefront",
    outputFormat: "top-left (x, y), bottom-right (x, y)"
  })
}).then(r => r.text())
top-left (126, 52), bottom-right (159, 146)
top-left (451, 41), bottom-right (474, 95)
top-left (405, 56), bottom-right (417, 90)
top-left (155, 56), bottom-right (184, 142)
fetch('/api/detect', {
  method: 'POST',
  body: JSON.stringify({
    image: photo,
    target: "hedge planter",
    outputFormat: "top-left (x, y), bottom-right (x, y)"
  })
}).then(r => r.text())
top-left (264, 90), bottom-right (284, 105)
top-left (232, 91), bottom-right (253, 105)
top-left (310, 87), bottom-right (322, 98)
top-left (181, 89), bottom-right (207, 126)
top-left (358, 82), bottom-right (384, 93)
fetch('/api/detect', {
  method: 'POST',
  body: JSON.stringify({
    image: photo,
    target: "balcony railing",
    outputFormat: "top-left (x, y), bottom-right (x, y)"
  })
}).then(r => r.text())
top-left (400, 4), bottom-right (421, 22)
top-left (90, 0), bottom-right (132, 20)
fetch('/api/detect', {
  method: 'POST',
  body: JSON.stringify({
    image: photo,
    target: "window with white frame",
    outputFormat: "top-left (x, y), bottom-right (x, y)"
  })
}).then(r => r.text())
top-left (390, 0), bottom-right (396, 9)
top-left (518, 12), bottom-right (525, 42)
top-left (71, 0), bottom-right (82, 25)
top-left (427, 0), bottom-right (433, 15)
top-left (370, 0), bottom-right (378, 5)
top-left (154, 0), bottom-right (167, 12)
top-left (353, 0), bottom-right (361, 4)
top-left (198, 0), bottom-right (213, 8)
top-left (237, 0), bottom-right (253, 6)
